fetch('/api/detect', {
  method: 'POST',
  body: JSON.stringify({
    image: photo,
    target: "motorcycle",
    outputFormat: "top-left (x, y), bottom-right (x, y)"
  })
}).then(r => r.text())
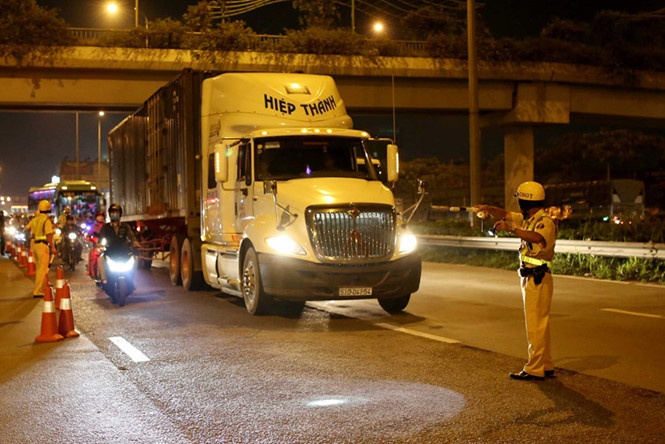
top-left (61, 230), bottom-right (83, 271)
top-left (99, 240), bottom-right (136, 307)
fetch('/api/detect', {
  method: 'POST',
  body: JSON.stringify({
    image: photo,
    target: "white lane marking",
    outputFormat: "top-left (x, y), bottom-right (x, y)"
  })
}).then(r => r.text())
top-left (374, 323), bottom-right (461, 344)
top-left (601, 308), bottom-right (664, 319)
top-left (109, 336), bottom-right (151, 362)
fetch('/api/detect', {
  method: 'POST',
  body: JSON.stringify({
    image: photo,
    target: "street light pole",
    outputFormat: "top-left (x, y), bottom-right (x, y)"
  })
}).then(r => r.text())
top-left (135, 0), bottom-right (139, 28)
top-left (97, 111), bottom-right (105, 188)
top-left (467, 0), bottom-right (481, 226)
top-left (351, 0), bottom-right (355, 33)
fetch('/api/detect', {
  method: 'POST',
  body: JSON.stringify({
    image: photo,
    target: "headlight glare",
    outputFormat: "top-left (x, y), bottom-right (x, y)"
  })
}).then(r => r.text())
top-left (398, 233), bottom-right (418, 254)
top-left (266, 235), bottom-right (306, 256)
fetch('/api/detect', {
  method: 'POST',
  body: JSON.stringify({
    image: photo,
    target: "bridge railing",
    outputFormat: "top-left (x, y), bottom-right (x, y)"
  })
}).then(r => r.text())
top-left (66, 28), bottom-right (431, 57)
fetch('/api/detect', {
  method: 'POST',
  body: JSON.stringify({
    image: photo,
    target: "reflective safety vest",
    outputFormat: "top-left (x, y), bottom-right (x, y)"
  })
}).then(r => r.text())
top-left (31, 214), bottom-right (50, 241)
top-left (518, 211), bottom-right (554, 268)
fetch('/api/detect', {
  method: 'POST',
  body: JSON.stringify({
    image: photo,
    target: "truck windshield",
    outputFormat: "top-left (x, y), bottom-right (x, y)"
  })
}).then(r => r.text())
top-left (254, 136), bottom-right (379, 181)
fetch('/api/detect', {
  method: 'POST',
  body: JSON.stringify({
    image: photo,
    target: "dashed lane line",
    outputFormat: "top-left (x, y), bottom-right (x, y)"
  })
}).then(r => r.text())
top-left (109, 336), bottom-right (151, 362)
top-left (601, 308), bottom-right (664, 319)
top-left (374, 322), bottom-right (461, 344)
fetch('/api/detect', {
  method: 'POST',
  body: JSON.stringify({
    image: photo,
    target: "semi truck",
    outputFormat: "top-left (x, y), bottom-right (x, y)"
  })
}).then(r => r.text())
top-left (108, 69), bottom-right (421, 315)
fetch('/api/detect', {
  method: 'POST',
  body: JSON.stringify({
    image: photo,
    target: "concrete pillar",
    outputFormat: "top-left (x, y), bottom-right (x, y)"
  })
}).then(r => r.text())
top-left (503, 125), bottom-right (534, 212)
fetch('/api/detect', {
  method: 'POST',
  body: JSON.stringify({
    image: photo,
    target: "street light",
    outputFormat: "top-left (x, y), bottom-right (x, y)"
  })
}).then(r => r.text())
top-left (372, 22), bottom-right (385, 34)
top-left (97, 111), bottom-right (105, 189)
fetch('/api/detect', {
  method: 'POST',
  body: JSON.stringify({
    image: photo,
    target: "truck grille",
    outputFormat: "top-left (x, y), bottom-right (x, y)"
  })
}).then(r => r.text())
top-left (306, 204), bottom-right (396, 263)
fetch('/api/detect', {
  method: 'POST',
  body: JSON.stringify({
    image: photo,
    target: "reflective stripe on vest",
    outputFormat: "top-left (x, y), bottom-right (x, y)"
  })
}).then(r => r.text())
top-left (521, 255), bottom-right (552, 268)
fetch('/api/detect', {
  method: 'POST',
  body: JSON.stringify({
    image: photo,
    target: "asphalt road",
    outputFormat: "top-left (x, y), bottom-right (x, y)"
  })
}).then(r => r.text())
top-left (1, 254), bottom-right (664, 443)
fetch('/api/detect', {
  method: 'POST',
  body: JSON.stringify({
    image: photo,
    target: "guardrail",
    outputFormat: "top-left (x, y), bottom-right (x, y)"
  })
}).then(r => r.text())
top-left (66, 28), bottom-right (431, 56)
top-left (417, 235), bottom-right (665, 260)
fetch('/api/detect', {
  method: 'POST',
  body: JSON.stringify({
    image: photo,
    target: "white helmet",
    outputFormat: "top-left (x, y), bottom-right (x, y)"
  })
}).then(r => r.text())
top-left (515, 181), bottom-right (545, 201)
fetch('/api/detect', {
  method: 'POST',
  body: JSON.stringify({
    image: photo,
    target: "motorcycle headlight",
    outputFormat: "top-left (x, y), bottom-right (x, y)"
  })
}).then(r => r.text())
top-left (398, 233), bottom-right (418, 255)
top-left (107, 256), bottom-right (135, 273)
top-left (265, 235), bottom-right (306, 256)
top-left (55, 228), bottom-right (62, 236)
top-left (68, 232), bottom-right (77, 240)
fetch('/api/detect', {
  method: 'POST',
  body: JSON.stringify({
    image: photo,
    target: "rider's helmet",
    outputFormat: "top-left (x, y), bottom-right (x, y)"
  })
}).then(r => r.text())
top-left (515, 181), bottom-right (546, 212)
top-left (63, 206), bottom-right (71, 214)
top-left (108, 203), bottom-right (123, 222)
top-left (95, 211), bottom-right (105, 223)
top-left (38, 199), bottom-right (51, 213)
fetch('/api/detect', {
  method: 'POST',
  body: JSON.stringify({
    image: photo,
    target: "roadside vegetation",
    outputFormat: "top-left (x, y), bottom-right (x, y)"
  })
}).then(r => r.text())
top-left (3, 0), bottom-right (665, 74)
top-left (411, 216), bottom-right (665, 284)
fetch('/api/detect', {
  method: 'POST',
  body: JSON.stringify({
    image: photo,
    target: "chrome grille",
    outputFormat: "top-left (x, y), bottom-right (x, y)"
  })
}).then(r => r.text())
top-left (306, 204), bottom-right (396, 263)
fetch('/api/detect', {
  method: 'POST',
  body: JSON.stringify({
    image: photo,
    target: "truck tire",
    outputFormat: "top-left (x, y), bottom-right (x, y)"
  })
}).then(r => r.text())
top-left (169, 235), bottom-right (184, 286)
top-left (180, 238), bottom-right (205, 291)
top-left (378, 294), bottom-right (411, 313)
top-left (241, 247), bottom-right (272, 315)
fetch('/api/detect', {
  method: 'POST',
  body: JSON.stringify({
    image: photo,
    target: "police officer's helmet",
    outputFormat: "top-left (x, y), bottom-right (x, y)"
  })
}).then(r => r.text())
top-left (38, 200), bottom-right (51, 213)
top-left (108, 203), bottom-right (123, 222)
top-left (515, 181), bottom-right (545, 202)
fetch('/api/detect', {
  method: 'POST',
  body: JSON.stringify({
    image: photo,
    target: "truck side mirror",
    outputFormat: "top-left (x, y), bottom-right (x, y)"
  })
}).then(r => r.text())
top-left (214, 144), bottom-right (228, 183)
top-left (386, 144), bottom-right (399, 183)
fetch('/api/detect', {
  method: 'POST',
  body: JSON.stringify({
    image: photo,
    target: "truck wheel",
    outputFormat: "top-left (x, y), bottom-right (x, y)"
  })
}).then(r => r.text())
top-left (169, 235), bottom-right (184, 286)
top-left (241, 248), bottom-right (272, 315)
top-left (378, 295), bottom-right (411, 313)
top-left (180, 238), bottom-right (205, 291)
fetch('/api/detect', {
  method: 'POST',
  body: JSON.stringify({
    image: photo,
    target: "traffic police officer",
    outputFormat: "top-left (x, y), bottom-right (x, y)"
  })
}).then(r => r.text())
top-left (26, 200), bottom-right (57, 298)
top-left (477, 181), bottom-right (557, 380)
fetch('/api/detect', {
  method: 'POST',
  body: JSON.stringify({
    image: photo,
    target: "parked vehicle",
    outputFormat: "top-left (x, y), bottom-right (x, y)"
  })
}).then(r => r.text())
top-left (108, 69), bottom-right (422, 315)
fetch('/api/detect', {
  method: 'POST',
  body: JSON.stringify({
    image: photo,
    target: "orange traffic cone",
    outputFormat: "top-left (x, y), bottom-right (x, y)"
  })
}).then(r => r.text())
top-left (54, 266), bottom-right (66, 310)
top-left (19, 244), bottom-right (28, 268)
top-left (35, 284), bottom-right (64, 343)
top-left (25, 249), bottom-right (37, 277)
top-left (58, 281), bottom-right (79, 339)
top-left (14, 242), bottom-right (22, 263)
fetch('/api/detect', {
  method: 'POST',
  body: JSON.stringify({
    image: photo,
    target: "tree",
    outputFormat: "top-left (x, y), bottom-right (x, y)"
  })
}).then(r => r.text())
top-left (292, 0), bottom-right (339, 30)
top-left (0, 0), bottom-right (73, 65)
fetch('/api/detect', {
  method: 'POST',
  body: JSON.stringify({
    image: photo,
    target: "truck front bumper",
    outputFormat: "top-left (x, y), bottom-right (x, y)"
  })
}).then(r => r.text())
top-left (257, 252), bottom-right (421, 301)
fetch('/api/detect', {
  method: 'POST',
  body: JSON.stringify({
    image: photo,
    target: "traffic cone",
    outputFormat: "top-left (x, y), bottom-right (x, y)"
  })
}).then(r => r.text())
top-left (58, 281), bottom-right (79, 339)
top-left (25, 249), bottom-right (37, 277)
top-left (54, 266), bottom-right (66, 310)
top-left (13, 242), bottom-right (21, 262)
top-left (35, 284), bottom-right (64, 343)
top-left (20, 243), bottom-right (28, 268)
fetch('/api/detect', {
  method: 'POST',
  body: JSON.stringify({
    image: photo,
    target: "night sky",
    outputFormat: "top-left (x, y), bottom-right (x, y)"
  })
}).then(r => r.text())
top-left (0, 0), bottom-right (661, 201)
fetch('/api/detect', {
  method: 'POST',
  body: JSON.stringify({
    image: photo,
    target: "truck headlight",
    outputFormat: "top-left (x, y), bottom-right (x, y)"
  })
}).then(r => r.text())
top-left (398, 233), bottom-right (418, 254)
top-left (266, 235), bottom-right (306, 256)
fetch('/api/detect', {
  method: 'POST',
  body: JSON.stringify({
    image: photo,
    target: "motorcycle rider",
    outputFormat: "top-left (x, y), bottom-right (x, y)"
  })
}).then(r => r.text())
top-left (86, 211), bottom-right (106, 277)
top-left (61, 214), bottom-right (83, 266)
top-left (97, 203), bottom-right (139, 284)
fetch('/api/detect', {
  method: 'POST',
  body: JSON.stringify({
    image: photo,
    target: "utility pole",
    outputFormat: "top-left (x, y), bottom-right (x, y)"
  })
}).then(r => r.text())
top-left (467, 0), bottom-right (481, 226)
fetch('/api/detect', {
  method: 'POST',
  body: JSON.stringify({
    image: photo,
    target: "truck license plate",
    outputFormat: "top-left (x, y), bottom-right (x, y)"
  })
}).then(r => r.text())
top-left (338, 287), bottom-right (372, 296)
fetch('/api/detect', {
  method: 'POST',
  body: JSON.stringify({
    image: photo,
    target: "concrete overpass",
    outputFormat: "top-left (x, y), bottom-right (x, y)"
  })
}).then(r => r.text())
top-left (2, 46), bottom-right (664, 207)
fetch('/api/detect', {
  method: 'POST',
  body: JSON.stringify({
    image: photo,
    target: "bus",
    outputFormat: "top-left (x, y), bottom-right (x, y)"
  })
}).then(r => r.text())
top-left (28, 180), bottom-right (105, 219)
